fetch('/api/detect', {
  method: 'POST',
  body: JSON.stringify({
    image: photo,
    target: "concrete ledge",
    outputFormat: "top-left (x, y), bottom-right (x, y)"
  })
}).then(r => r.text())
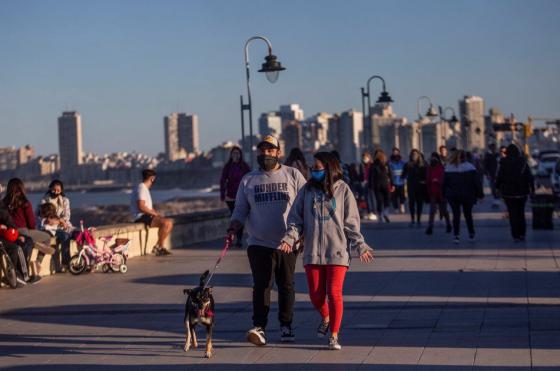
top-left (28, 209), bottom-right (230, 279)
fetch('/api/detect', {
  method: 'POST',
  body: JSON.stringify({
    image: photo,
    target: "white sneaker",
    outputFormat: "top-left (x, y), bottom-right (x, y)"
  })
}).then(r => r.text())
top-left (246, 327), bottom-right (266, 346)
top-left (329, 337), bottom-right (342, 350)
top-left (368, 213), bottom-right (377, 221)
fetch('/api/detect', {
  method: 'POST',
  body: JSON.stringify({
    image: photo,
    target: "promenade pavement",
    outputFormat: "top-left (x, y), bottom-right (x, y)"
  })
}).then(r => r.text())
top-left (1, 199), bottom-right (559, 370)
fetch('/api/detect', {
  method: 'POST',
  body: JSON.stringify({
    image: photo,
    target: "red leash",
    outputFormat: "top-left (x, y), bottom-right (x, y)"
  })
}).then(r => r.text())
top-left (202, 236), bottom-right (233, 290)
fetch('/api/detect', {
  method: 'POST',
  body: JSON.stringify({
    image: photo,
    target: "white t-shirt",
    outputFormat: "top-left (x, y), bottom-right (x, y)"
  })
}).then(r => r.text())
top-left (130, 183), bottom-right (153, 220)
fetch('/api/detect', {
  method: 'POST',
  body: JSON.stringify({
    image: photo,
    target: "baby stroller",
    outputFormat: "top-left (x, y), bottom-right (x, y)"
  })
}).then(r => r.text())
top-left (69, 221), bottom-right (129, 275)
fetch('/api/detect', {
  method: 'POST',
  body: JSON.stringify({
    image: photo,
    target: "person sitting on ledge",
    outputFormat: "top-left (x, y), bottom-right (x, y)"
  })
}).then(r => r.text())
top-left (130, 169), bottom-right (173, 256)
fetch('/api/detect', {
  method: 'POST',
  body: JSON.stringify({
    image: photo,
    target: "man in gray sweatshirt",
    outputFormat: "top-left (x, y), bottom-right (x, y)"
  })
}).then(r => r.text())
top-left (227, 135), bottom-right (307, 346)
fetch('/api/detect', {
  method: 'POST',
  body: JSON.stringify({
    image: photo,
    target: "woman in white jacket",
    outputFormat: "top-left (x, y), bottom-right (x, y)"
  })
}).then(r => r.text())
top-left (280, 152), bottom-right (374, 350)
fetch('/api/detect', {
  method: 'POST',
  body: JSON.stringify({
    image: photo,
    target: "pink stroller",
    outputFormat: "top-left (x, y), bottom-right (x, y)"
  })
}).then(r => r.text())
top-left (69, 221), bottom-right (129, 275)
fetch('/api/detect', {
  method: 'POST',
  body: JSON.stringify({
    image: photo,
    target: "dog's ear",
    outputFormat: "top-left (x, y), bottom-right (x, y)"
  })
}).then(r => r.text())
top-left (183, 288), bottom-right (192, 296)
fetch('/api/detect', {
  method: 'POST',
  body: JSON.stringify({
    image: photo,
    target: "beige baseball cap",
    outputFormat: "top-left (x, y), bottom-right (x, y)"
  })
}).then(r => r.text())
top-left (257, 135), bottom-right (280, 149)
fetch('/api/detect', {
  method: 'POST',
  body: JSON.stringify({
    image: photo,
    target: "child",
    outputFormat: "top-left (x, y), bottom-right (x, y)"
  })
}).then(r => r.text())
top-left (38, 203), bottom-right (72, 271)
top-left (280, 151), bottom-right (374, 350)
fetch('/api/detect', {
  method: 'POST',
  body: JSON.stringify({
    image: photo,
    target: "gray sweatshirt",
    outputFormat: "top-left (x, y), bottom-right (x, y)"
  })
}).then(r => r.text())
top-left (282, 180), bottom-right (372, 267)
top-left (231, 165), bottom-right (307, 249)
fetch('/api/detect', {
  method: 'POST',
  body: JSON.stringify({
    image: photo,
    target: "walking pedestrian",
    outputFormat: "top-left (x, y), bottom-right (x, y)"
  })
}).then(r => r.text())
top-left (425, 153), bottom-right (452, 235)
top-left (285, 147), bottom-right (310, 180)
top-left (227, 135), bottom-right (306, 346)
top-left (444, 150), bottom-right (484, 243)
top-left (369, 149), bottom-right (394, 222)
top-left (220, 146), bottom-right (251, 247)
top-left (280, 151), bottom-right (374, 350)
top-left (495, 144), bottom-right (535, 242)
top-left (358, 152), bottom-right (377, 221)
top-left (402, 149), bottom-right (427, 227)
top-left (389, 147), bottom-right (406, 214)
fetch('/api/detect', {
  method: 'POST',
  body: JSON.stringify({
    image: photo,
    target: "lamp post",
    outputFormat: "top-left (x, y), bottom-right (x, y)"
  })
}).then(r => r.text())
top-left (416, 96), bottom-right (439, 153)
top-left (438, 106), bottom-right (459, 147)
top-left (240, 36), bottom-right (286, 168)
top-left (360, 75), bottom-right (393, 151)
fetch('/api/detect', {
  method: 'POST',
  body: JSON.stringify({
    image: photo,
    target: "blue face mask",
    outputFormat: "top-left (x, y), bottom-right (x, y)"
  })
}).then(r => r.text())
top-left (311, 169), bottom-right (326, 182)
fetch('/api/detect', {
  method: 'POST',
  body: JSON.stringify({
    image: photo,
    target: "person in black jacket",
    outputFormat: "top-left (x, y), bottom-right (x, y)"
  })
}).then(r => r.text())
top-left (495, 144), bottom-right (535, 242)
top-left (402, 149), bottom-right (427, 227)
top-left (369, 150), bottom-right (394, 223)
top-left (444, 150), bottom-right (484, 243)
top-left (483, 143), bottom-right (500, 209)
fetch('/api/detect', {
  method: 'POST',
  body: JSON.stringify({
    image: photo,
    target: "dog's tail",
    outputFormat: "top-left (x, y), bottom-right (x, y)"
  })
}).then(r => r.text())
top-left (199, 270), bottom-right (210, 287)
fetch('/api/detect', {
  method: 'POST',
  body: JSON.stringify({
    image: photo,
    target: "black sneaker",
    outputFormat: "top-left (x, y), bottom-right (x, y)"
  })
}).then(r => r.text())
top-left (280, 325), bottom-right (295, 342)
top-left (246, 326), bottom-right (266, 346)
top-left (317, 320), bottom-right (329, 338)
top-left (453, 236), bottom-right (460, 244)
top-left (425, 226), bottom-right (433, 235)
top-left (446, 224), bottom-right (452, 234)
top-left (27, 275), bottom-right (42, 284)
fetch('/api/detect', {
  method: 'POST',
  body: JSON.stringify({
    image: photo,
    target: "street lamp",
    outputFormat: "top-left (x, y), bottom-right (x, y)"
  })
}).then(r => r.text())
top-left (240, 36), bottom-right (286, 168)
top-left (438, 106), bottom-right (460, 149)
top-left (416, 96), bottom-right (438, 121)
top-left (360, 75), bottom-right (393, 150)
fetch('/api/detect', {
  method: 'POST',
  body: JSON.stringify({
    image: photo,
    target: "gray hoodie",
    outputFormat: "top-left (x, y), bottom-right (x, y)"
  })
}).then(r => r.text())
top-left (231, 165), bottom-right (307, 249)
top-left (282, 180), bottom-right (372, 267)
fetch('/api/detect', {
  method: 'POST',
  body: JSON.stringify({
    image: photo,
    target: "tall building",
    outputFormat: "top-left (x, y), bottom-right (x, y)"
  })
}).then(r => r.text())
top-left (178, 114), bottom-right (199, 155)
top-left (164, 113), bottom-right (199, 161)
top-left (259, 112), bottom-right (282, 137)
top-left (368, 103), bottom-right (407, 154)
top-left (337, 110), bottom-right (363, 164)
top-left (164, 113), bottom-right (184, 161)
top-left (0, 145), bottom-right (35, 171)
top-left (279, 104), bottom-right (304, 129)
top-left (459, 96), bottom-right (485, 150)
top-left (282, 121), bottom-right (303, 156)
top-left (58, 111), bottom-right (83, 175)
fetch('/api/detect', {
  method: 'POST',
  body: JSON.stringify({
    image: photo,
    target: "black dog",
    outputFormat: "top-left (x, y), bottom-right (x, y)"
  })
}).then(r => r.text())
top-left (183, 270), bottom-right (215, 358)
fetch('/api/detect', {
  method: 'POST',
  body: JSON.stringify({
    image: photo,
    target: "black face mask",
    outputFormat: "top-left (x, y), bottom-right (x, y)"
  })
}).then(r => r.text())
top-left (430, 159), bottom-right (439, 167)
top-left (257, 155), bottom-right (279, 171)
top-left (49, 191), bottom-right (59, 198)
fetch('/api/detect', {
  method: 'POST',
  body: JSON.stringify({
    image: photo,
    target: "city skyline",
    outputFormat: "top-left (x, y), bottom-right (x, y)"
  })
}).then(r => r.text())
top-left (1, 0), bottom-right (559, 156)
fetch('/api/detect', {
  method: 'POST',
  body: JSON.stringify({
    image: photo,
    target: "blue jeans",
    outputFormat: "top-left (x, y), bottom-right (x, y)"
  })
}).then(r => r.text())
top-left (55, 230), bottom-right (72, 266)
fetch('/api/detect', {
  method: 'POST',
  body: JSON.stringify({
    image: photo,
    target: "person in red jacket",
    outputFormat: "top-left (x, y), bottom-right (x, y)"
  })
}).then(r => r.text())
top-left (220, 147), bottom-right (251, 247)
top-left (2, 178), bottom-right (54, 282)
top-left (425, 153), bottom-right (451, 235)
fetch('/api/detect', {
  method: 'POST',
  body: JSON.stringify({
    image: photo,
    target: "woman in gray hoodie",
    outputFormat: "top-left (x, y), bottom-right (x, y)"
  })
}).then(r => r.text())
top-left (280, 152), bottom-right (374, 350)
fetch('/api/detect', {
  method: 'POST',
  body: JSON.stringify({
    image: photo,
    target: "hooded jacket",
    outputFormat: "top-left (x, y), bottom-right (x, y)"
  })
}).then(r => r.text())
top-left (444, 162), bottom-right (483, 204)
top-left (282, 180), bottom-right (373, 267)
top-left (495, 146), bottom-right (534, 198)
top-left (220, 158), bottom-right (251, 201)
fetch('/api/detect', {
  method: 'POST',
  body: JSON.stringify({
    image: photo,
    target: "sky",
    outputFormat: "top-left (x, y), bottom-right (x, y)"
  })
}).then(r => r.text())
top-left (1, 0), bottom-right (559, 156)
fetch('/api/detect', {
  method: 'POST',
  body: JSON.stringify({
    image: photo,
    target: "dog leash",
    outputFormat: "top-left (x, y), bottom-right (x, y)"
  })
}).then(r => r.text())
top-left (202, 235), bottom-right (234, 291)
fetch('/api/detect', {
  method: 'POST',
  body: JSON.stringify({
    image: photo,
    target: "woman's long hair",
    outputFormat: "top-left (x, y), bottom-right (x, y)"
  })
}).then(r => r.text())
top-left (309, 152), bottom-right (343, 198)
top-left (448, 149), bottom-right (464, 166)
top-left (374, 149), bottom-right (388, 165)
top-left (46, 179), bottom-right (65, 197)
top-left (285, 147), bottom-right (307, 167)
top-left (2, 178), bottom-right (29, 211)
top-left (226, 146), bottom-right (246, 166)
top-left (409, 149), bottom-right (424, 166)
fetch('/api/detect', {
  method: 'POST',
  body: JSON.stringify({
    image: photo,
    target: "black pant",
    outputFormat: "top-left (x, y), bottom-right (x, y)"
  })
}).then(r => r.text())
top-left (448, 199), bottom-right (475, 237)
top-left (408, 189), bottom-right (424, 222)
top-left (247, 245), bottom-right (297, 329)
top-left (428, 197), bottom-right (450, 228)
top-left (504, 197), bottom-right (527, 239)
top-left (226, 201), bottom-right (244, 243)
top-left (373, 187), bottom-right (390, 215)
top-left (391, 185), bottom-right (406, 210)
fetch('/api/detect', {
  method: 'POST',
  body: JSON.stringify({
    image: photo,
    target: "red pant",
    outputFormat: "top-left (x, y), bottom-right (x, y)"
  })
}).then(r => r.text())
top-left (304, 264), bottom-right (347, 333)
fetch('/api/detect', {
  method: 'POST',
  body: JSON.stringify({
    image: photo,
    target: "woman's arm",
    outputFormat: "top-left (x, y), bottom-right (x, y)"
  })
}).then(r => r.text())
top-left (342, 185), bottom-right (373, 257)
